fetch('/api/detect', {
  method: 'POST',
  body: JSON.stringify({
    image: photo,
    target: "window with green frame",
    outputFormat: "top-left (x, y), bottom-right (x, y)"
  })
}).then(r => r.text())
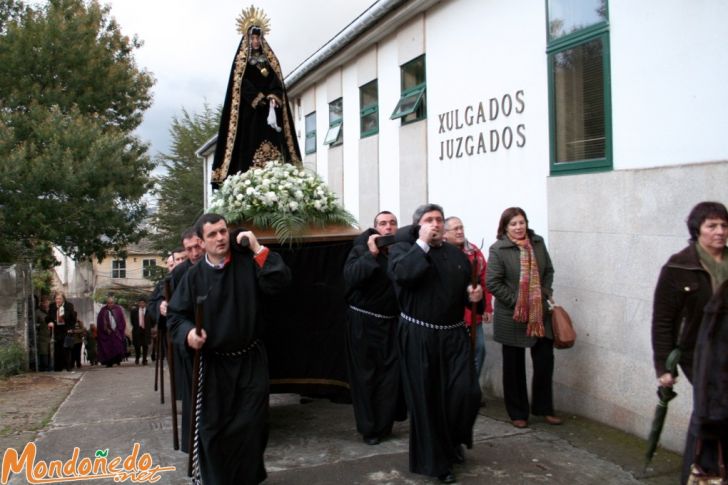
top-left (324, 98), bottom-right (343, 146)
top-left (547, 0), bottom-right (611, 174)
top-left (360, 80), bottom-right (378, 137)
top-left (142, 259), bottom-right (156, 279)
top-left (112, 259), bottom-right (126, 279)
top-left (391, 55), bottom-right (426, 123)
top-left (305, 112), bottom-right (316, 154)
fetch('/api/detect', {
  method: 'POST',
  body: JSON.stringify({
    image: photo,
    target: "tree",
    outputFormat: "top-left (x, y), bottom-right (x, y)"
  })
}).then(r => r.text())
top-left (150, 104), bottom-right (220, 252)
top-left (0, 0), bottom-right (155, 262)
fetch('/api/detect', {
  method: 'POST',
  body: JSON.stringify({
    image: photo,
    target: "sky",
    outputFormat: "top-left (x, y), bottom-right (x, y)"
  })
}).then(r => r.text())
top-left (104, 0), bottom-right (374, 160)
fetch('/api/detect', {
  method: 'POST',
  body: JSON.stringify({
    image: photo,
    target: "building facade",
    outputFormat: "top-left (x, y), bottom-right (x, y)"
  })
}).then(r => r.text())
top-left (200, 0), bottom-right (728, 451)
top-left (92, 240), bottom-right (163, 294)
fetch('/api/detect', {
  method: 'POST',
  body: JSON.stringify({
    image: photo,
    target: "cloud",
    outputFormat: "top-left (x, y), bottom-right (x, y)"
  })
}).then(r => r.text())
top-left (108, 0), bottom-right (373, 157)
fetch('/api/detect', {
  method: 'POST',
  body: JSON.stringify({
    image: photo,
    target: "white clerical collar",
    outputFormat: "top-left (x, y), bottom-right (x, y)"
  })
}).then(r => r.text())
top-left (204, 253), bottom-right (230, 269)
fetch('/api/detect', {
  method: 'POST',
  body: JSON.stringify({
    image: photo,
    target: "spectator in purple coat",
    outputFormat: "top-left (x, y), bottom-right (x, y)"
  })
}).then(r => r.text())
top-left (96, 294), bottom-right (127, 367)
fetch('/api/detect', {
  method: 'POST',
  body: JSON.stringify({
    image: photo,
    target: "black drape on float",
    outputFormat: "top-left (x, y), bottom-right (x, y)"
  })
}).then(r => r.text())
top-left (261, 240), bottom-right (352, 401)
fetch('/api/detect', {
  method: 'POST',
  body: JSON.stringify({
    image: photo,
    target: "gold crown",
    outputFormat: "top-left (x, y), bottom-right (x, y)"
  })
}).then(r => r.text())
top-left (236, 5), bottom-right (271, 36)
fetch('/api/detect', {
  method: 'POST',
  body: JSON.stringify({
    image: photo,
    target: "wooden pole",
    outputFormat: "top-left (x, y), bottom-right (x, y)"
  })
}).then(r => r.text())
top-left (164, 279), bottom-right (179, 450)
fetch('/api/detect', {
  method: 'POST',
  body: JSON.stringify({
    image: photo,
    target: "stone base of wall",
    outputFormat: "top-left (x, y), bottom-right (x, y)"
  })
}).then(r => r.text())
top-left (483, 161), bottom-right (728, 453)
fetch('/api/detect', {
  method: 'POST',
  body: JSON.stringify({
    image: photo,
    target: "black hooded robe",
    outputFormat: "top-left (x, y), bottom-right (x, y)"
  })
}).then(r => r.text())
top-left (168, 240), bottom-right (291, 485)
top-left (388, 226), bottom-right (482, 478)
top-left (343, 229), bottom-right (406, 442)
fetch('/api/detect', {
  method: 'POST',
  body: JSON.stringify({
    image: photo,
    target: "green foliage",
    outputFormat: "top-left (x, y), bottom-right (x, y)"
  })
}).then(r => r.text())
top-left (150, 104), bottom-right (221, 252)
top-left (144, 262), bottom-right (168, 284)
top-left (0, 342), bottom-right (25, 378)
top-left (0, 0), bottom-right (153, 132)
top-left (93, 288), bottom-right (149, 309)
top-left (32, 270), bottom-right (53, 296)
top-left (0, 0), bottom-right (155, 262)
top-left (210, 162), bottom-right (357, 244)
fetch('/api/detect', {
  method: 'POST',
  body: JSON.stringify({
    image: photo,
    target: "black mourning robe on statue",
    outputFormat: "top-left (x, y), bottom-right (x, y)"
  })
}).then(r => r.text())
top-left (388, 225), bottom-right (482, 478)
top-left (343, 229), bottom-right (406, 441)
top-left (168, 238), bottom-right (290, 485)
top-left (211, 32), bottom-right (301, 189)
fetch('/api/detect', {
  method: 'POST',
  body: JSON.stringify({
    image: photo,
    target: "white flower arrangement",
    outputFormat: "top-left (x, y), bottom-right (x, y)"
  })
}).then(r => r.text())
top-left (210, 161), bottom-right (355, 242)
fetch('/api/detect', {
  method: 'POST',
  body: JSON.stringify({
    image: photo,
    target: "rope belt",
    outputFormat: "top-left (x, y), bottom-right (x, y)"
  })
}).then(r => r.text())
top-left (400, 312), bottom-right (464, 330)
top-left (349, 305), bottom-right (397, 320)
top-left (191, 354), bottom-right (204, 485)
top-left (212, 339), bottom-right (260, 357)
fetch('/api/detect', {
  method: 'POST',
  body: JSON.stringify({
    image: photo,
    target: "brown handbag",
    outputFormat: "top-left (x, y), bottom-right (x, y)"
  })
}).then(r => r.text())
top-left (548, 300), bottom-right (576, 349)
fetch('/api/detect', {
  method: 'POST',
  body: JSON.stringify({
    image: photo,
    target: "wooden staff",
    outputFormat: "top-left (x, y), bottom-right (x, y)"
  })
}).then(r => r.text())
top-left (159, 322), bottom-right (165, 404)
top-left (470, 257), bottom-right (479, 354)
top-left (188, 296), bottom-right (205, 477)
top-left (164, 279), bottom-right (179, 450)
top-left (154, 326), bottom-right (160, 391)
top-left (49, 325), bottom-right (55, 372)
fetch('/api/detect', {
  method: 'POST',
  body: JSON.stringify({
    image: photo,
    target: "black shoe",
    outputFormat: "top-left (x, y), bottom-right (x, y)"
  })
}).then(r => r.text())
top-left (438, 470), bottom-right (456, 483)
top-left (364, 436), bottom-right (380, 445)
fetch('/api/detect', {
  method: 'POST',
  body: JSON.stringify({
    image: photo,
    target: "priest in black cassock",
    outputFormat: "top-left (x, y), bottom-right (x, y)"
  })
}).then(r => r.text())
top-left (343, 211), bottom-right (406, 446)
top-left (168, 213), bottom-right (291, 485)
top-left (388, 204), bottom-right (483, 484)
top-left (149, 232), bottom-right (205, 455)
top-left (211, 6), bottom-right (301, 189)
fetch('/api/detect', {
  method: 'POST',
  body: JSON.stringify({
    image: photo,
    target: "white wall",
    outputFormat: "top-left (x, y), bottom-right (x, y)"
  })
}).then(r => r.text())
top-left (611, 1), bottom-right (728, 169)
top-left (377, 35), bottom-right (403, 220)
top-left (426, 0), bottom-right (550, 246)
top-left (314, 82), bottom-right (330, 181)
top-left (342, 62), bottom-right (360, 213)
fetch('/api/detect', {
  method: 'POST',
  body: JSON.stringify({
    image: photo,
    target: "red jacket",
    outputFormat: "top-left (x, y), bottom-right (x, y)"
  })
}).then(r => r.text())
top-left (461, 241), bottom-right (493, 326)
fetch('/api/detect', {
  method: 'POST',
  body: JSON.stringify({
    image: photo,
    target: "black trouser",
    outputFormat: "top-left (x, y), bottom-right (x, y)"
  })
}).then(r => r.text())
top-left (133, 342), bottom-right (148, 363)
top-left (37, 354), bottom-right (50, 371)
top-left (681, 417), bottom-right (728, 484)
top-left (52, 327), bottom-right (72, 371)
top-left (501, 338), bottom-right (554, 420)
top-left (71, 343), bottom-right (82, 368)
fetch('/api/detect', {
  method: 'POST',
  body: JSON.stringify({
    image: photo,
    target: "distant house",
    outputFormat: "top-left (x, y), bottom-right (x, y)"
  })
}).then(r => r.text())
top-left (93, 239), bottom-right (164, 293)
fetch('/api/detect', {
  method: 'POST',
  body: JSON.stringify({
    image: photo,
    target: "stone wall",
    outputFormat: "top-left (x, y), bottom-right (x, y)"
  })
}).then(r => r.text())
top-left (481, 161), bottom-right (728, 452)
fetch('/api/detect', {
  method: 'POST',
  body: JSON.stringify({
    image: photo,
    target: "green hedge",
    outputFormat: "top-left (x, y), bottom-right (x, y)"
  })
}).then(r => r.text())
top-left (0, 342), bottom-right (25, 378)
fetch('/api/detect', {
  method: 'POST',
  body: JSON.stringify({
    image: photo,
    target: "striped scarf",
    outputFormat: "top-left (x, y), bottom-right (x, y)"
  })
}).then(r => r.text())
top-left (512, 238), bottom-right (544, 337)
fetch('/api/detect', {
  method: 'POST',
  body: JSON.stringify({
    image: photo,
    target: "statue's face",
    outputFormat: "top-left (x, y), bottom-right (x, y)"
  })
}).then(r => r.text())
top-left (251, 34), bottom-right (261, 50)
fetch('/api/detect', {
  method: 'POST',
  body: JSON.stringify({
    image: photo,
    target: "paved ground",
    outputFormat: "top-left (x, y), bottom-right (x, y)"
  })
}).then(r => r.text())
top-left (1, 363), bottom-right (682, 484)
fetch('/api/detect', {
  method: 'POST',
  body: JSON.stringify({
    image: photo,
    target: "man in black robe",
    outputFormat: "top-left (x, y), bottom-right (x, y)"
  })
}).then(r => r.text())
top-left (343, 211), bottom-right (405, 445)
top-left (168, 213), bottom-right (291, 484)
top-left (148, 235), bottom-right (204, 454)
top-left (388, 203), bottom-right (483, 484)
top-left (211, 11), bottom-right (301, 189)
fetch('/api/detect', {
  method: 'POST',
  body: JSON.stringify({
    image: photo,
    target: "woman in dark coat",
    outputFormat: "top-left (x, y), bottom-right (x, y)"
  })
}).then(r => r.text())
top-left (45, 292), bottom-right (76, 372)
top-left (486, 207), bottom-right (560, 428)
top-left (690, 280), bottom-right (728, 482)
top-left (651, 201), bottom-right (728, 483)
